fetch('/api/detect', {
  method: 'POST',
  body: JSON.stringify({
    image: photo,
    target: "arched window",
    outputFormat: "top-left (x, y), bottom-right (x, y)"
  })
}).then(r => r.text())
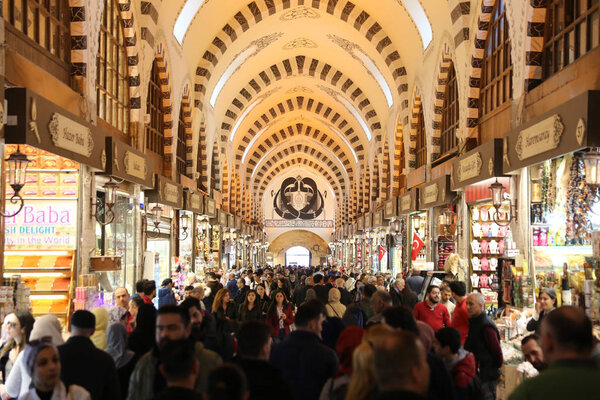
top-left (440, 62), bottom-right (459, 156)
top-left (97, 0), bottom-right (130, 136)
top-left (3, 0), bottom-right (70, 72)
top-left (480, 0), bottom-right (512, 118)
top-left (415, 105), bottom-right (427, 169)
top-left (145, 59), bottom-right (164, 155)
top-left (543, 0), bottom-right (600, 78)
top-left (176, 104), bottom-right (187, 180)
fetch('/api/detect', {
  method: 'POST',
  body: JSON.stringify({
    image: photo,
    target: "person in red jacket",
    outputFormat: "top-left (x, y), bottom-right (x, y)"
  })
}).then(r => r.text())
top-left (449, 281), bottom-right (469, 344)
top-left (413, 285), bottom-right (451, 332)
top-left (434, 327), bottom-right (478, 400)
top-left (267, 290), bottom-right (294, 342)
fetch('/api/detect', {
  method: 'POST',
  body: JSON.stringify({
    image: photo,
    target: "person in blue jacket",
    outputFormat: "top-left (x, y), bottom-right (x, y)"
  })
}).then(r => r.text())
top-left (158, 279), bottom-right (177, 308)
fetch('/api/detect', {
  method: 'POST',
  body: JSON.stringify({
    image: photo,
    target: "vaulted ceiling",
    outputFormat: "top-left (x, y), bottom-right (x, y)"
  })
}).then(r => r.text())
top-left (157, 0), bottom-right (455, 223)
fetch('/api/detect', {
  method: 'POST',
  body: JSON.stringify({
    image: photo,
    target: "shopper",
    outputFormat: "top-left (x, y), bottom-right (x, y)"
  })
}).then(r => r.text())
top-left (127, 305), bottom-right (222, 399)
top-left (58, 310), bottom-right (120, 400)
top-left (526, 288), bottom-right (556, 335)
top-left (238, 290), bottom-right (263, 322)
top-left (226, 273), bottom-right (239, 298)
top-left (372, 330), bottom-right (430, 400)
top-left (448, 281), bottom-right (469, 344)
top-left (0, 312), bottom-right (34, 384)
top-left (325, 288), bottom-right (346, 319)
top-left (464, 293), bottom-right (502, 400)
top-left (520, 334), bottom-right (547, 372)
top-left (413, 286), bottom-right (451, 332)
top-left (113, 288), bottom-right (130, 309)
top-left (334, 278), bottom-right (352, 306)
top-left (406, 268), bottom-right (425, 294)
top-left (235, 321), bottom-right (292, 400)
top-left (105, 323), bottom-right (137, 400)
top-left (319, 326), bottom-right (364, 400)
top-left (509, 306), bottom-right (600, 400)
top-left (212, 288), bottom-right (238, 321)
top-left (151, 339), bottom-right (203, 400)
top-left (90, 307), bottom-right (109, 350)
top-left (141, 281), bottom-right (156, 305)
top-left (127, 304), bottom-right (157, 359)
top-left (270, 300), bottom-right (338, 400)
top-left (126, 296), bottom-right (144, 333)
top-left (440, 286), bottom-right (455, 318)
top-left (205, 364), bottom-right (249, 400)
top-left (158, 279), bottom-right (177, 308)
top-left (5, 315), bottom-right (65, 399)
top-left (389, 278), bottom-right (405, 307)
top-left (20, 340), bottom-right (90, 400)
top-left (312, 274), bottom-right (330, 304)
top-left (234, 279), bottom-right (250, 305)
top-left (367, 290), bottom-right (393, 326)
top-left (267, 290), bottom-right (294, 342)
top-left (344, 341), bottom-right (378, 400)
top-left (433, 327), bottom-right (478, 400)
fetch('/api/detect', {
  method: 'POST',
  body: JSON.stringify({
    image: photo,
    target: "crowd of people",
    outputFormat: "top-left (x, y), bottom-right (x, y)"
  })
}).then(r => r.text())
top-left (0, 264), bottom-right (597, 400)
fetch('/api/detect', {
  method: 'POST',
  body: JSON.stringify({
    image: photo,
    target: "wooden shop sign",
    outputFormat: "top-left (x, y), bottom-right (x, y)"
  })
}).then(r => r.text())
top-left (451, 139), bottom-right (504, 190)
top-left (420, 175), bottom-right (454, 208)
top-left (373, 210), bottom-right (385, 227)
top-left (399, 189), bottom-right (420, 215)
top-left (104, 137), bottom-right (154, 188)
top-left (204, 197), bottom-right (217, 218)
top-left (384, 198), bottom-right (398, 219)
top-left (146, 174), bottom-right (183, 209)
top-left (503, 90), bottom-right (600, 174)
top-left (184, 190), bottom-right (204, 214)
top-left (5, 87), bottom-right (104, 170)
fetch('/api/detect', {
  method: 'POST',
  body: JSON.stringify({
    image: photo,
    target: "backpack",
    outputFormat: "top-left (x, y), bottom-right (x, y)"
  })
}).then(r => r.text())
top-left (342, 304), bottom-right (366, 328)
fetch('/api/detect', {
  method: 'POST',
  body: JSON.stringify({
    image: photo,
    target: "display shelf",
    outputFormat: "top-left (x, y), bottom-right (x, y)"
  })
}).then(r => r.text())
top-left (30, 290), bottom-right (69, 295)
top-left (532, 245), bottom-right (593, 255)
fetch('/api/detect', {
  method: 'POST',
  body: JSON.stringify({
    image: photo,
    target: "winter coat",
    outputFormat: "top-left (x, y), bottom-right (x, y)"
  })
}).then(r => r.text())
top-left (20, 382), bottom-right (90, 400)
top-left (157, 287), bottom-right (177, 308)
top-left (267, 304), bottom-right (295, 338)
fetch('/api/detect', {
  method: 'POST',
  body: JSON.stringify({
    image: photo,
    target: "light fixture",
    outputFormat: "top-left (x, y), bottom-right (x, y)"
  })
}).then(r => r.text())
top-left (91, 176), bottom-right (120, 226)
top-left (413, 214), bottom-right (422, 234)
top-left (177, 213), bottom-right (189, 240)
top-left (439, 206), bottom-right (455, 239)
top-left (489, 179), bottom-right (517, 226)
top-left (583, 148), bottom-right (600, 202)
top-left (2, 147), bottom-right (31, 218)
top-left (146, 204), bottom-right (163, 238)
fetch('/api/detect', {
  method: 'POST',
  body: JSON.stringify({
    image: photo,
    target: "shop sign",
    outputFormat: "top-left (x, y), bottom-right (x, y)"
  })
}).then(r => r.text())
top-left (218, 210), bottom-right (227, 226)
top-left (146, 174), bottom-right (183, 209)
top-left (205, 198), bottom-right (217, 218)
top-left (104, 137), bottom-right (153, 188)
top-left (423, 184), bottom-right (439, 205)
top-left (48, 113), bottom-right (94, 158)
top-left (516, 114), bottom-right (564, 161)
top-left (163, 182), bottom-right (180, 205)
top-left (373, 211), bottom-right (383, 227)
top-left (357, 215), bottom-right (364, 231)
top-left (4, 199), bottom-right (77, 250)
top-left (123, 151), bottom-right (148, 181)
top-left (227, 214), bottom-right (235, 228)
top-left (457, 152), bottom-right (482, 182)
top-left (384, 198), bottom-right (397, 218)
top-left (190, 193), bottom-right (203, 213)
top-left (400, 194), bottom-right (412, 211)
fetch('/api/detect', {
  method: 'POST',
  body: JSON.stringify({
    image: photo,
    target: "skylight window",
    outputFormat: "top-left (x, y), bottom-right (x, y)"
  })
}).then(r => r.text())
top-left (174, 0), bottom-right (205, 44)
top-left (229, 98), bottom-right (261, 141)
top-left (400, 0), bottom-right (432, 48)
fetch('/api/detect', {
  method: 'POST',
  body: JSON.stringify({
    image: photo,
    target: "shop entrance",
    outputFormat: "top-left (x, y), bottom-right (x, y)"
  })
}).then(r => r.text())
top-left (285, 246), bottom-right (311, 267)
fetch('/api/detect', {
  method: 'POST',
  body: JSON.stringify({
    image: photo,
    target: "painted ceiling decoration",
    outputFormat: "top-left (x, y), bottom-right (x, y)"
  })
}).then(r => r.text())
top-left (273, 176), bottom-right (325, 220)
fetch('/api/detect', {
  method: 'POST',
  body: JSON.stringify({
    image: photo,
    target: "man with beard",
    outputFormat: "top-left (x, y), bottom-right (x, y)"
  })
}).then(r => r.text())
top-left (127, 305), bottom-right (222, 400)
top-left (520, 334), bottom-right (547, 372)
top-left (413, 286), bottom-right (451, 332)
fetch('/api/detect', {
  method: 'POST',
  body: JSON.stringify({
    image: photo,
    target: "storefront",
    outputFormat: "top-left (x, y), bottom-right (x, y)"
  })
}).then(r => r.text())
top-left (212, 209), bottom-right (228, 270)
top-left (183, 190), bottom-right (204, 273)
top-left (145, 174), bottom-right (183, 285)
top-left (3, 87), bottom-right (106, 323)
top-left (399, 189), bottom-right (426, 271)
top-left (202, 197), bottom-right (218, 270)
top-left (356, 215), bottom-right (365, 269)
top-left (451, 139), bottom-right (524, 312)
top-left (419, 175), bottom-right (456, 272)
top-left (101, 137), bottom-right (154, 293)
top-left (385, 197), bottom-right (402, 276)
top-left (372, 209), bottom-right (389, 273)
top-left (503, 90), bottom-right (600, 314)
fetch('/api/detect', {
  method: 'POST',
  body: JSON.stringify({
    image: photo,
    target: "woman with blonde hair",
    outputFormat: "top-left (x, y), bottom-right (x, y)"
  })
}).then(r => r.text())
top-left (325, 288), bottom-right (346, 318)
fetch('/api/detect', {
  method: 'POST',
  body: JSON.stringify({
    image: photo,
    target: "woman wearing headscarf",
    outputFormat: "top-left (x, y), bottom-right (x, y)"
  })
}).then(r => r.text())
top-left (5, 315), bottom-right (64, 399)
top-left (90, 308), bottom-right (109, 350)
top-left (319, 326), bottom-right (364, 400)
top-left (105, 323), bottom-right (136, 400)
top-left (20, 340), bottom-right (90, 400)
top-left (325, 288), bottom-right (347, 319)
top-left (127, 304), bottom-right (157, 359)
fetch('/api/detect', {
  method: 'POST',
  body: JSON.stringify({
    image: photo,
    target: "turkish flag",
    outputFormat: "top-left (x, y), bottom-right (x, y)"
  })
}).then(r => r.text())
top-left (378, 246), bottom-right (386, 262)
top-left (411, 232), bottom-right (425, 261)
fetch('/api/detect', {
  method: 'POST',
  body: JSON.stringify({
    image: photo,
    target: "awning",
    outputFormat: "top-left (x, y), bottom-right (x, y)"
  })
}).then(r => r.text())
top-left (451, 139), bottom-right (504, 190)
top-left (5, 87), bottom-right (105, 170)
top-left (146, 174), bottom-right (183, 209)
top-left (104, 137), bottom-right (154, 188)
top-left (419, 175), bottom-right (454, 208)
top-left (503, 90), bottom-right (600, 174)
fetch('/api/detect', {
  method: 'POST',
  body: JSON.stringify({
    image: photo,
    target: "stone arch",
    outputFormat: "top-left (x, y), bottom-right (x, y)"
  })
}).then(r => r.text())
top-left (393, 116), bottom-right (405, 196)
top-left (524, 0), bottom-right (549, 92)
top-left (193, 0), bottom-right (408, 110)
top-left (221, 56), bottom-right (381, 139)
top-left (178, 84), bottom-right (194, 178)
top-left (382, 141), bottom-right (390, 200)
top-left (210, 138), bottom-right (221, 193)
top-left (269, 230), bottom-right (330, 267)
top-left (236, 95), bottom-right (367, 162)
top-left (431, 43), bottom-right (455, 162)
top-left (447, 0), bottom-right (473, 48)
top-left (408, 88), bottom-right (425, 170)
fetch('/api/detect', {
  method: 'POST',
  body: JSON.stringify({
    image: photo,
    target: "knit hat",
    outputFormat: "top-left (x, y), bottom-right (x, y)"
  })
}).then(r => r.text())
top-left (70, 310), bottom-right (96, 330)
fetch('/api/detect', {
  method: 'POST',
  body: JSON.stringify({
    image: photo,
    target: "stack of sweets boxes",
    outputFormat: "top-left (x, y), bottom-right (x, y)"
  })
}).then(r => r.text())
top-left (73, 274), bottom-right (99, 311)
top-left (0, 277), bottom-right (30, 321)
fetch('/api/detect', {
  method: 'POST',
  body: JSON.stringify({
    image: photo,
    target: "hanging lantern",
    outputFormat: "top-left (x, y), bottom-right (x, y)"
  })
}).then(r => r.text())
top-left (2, 147), bottom-right (31, 218)
top-left (583, 148), bottom-right (600, 188)
top-left (489, 179), bottom-right (504, 210)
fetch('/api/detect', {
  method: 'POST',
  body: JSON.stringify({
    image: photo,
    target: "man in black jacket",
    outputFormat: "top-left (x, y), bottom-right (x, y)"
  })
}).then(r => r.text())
top-left (312, 274), bottom-right (330, 304)
top-left (58, 310), bottom-right (120, 400)
top-left (235, 320), bottom-right (292, 400)
top-left (270, 300), bottom-right (338, 400)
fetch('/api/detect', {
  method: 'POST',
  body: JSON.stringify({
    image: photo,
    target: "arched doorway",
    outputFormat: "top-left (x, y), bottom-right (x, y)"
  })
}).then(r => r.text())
top-left (285, 246), bottom-right (311, 267)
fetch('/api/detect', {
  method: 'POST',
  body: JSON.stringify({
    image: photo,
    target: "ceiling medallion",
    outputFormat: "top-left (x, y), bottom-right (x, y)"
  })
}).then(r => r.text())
top-left (286, 86), bottom-right (313, 94)
top-left (283, 37), bottom-right (318, 50)
top-left (280, 6), bottom-right (320, 21)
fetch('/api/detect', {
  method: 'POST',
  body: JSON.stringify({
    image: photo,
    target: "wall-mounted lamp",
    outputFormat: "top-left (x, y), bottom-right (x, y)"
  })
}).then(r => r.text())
top-left (177, 213), bottom-right (189, 240)
top-left (413, 214), bottom-right (422, 234)
top-left (439, 206), bottom-right (455, 240)
top-left (583, 148), bottom-right (600, 202)
top-left (146, 204), bottom-right (163, 238)
top-left (91, 176), bottom-right (120, 226)
top-left (2, 146), bottom-right (31, 218)
top-left (489, 179), bottom-right (517, 226)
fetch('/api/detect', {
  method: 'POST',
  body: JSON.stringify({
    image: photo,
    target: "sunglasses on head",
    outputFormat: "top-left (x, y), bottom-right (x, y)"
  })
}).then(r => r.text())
top-left (6, 321), bottom-right (17, 328)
